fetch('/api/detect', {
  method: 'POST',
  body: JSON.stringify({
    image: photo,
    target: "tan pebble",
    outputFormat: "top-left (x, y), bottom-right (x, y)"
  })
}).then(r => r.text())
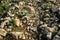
top-left (19, 1), bottom-right (25, 5)
top-left (22, 34), bottom-right (25, 39)
top-left (14, 18), bottom-right (20, 27)
top-left (15, 4), bottom-right (19, 8)
top-left (46, 14), bottom-right (50, 17)
top-left (58, 7), bottom-right (60, 10)
top-left (48, 27), bottom-right (55, 32)
top-left (40, 21), bottom-right (43, 24)
top-left (47, 27), bottom-right (55, 32)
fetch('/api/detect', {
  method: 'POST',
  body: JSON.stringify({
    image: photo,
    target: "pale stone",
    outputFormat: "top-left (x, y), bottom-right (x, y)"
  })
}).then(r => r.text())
top-left (0, 36), bottom-right (3, 39)
top-left (44, 18), bottom-right (49, 21)
top-left (8, 11), bottom-right (15, 16)
top-left (15, 4), bottom-right (19, 8)
top-left (43, 24), bottom-right (48, 27)
top-left (40, 21), bottom-right (43, 24)
top-left (50, 28), bottom-right (55, 32)
top-left (47, 27), bottom-right (55, 32)
top-left (22, 34), bottom-right (25, 39)
top-left (0, 29), bottom-right (7, 36)
top-left (47, 32), bottom-right (52, 39)
top-left (7, 29), bottom-right (12, 32)
top-left (19, 1), bottom-right (25, 5)
top-left (58, 7), bottom-right (60, 10)
top-left (46, 14), bottom-right (50, 17)
top-left (11, 32), bottom-right (23, 39)
top-left (14, 18), bottom-right (20, 27)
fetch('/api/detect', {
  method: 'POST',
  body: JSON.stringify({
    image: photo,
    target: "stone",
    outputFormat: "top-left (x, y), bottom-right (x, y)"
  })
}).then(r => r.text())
top-left (47, 27), bottom-right (55, 32)
top-left (45, 14), bottom-right (50, 17)
top-left (52, 6), bottom-right (58, 12)
top-left (44, 18), bottom-right (49, 21)
top-left (8, 11), bottom-right (15, 17)
top-left (58, 7), bottom-right (60, 10)
top-left (0, 29), bottom-right (7, 36)
top-left (6, 29), bottom-right (12, 32)
top-left (53, 35), bottom-right (60, 40)
top-left (19, 1), bottom-right (25, 5)
top-left (26, 26), bottom-right (30, 31)
top-left (47, 32), bottom-right (52, 39)
top-left (0, 36), bottom-right (3, 39)
top-left (22, 34), bottom-right (25, 39)
top-left (42, 24), bottom-right (48, 27)
top-left (40, 21), bottom-right (43, 25)
top-left (15, 4), bottom-right (19, 8)
top-left (14, 18), bottom-right (20, 27)
top-left (11, 32), bottom-right (23, 39)
top-left (57, 30), bottom-right (60, 36)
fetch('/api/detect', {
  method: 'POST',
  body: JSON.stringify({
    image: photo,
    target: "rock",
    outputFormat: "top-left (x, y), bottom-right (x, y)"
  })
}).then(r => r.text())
top-left (22, 34), bottom-right (25, 39)
top-left (6, 29), bottom-right (12, 32)
top-left (42, 24), bottom-right (48, 27)
top-left (47, 32), bottom-right (52, 39)
top-left (19, 1), bottom-right (26, 5)
top-left (47, 27), bottom-right (56, 32)
top-left (15, 4), bottom-right (20, 9)
top-left (58, 7), bottom-right (60, 10)
top-left (11, 32), bottom-right (24, 39)
top-left (52, 6), bottom-right (58, 12)
top-left (45, 14), bottom-right (50, 17)
top-left (26, 26), bottom-right (30, 31)
top-left (28, 3), bottom-right (33, 6)
top-left (0, 29), bottom-right (7, 36)
top-left (44, 18), bottom-right (49, 21)
top-left (53, 30), bottom-right (60, 40)
top-left (40, 21), bottom-right (43, 25)
top-left (0, 36), bottom-right (3, 39)
top-left (22, 17), bottom-right (27, 24)
top-left (8, 11), bottom-right (15, 17)
top-left (53, 35), bottom-right (60, 40)
top-left (31, 27), bottom-right (37, 31)
top-left (57, 30), bottom-right (60, 36)
top-left (14, 18), bottom-right (20, 27)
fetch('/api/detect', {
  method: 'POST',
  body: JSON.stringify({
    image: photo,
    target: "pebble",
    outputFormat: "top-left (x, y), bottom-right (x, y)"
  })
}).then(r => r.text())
top-left (14, 18), bottom-right (20, 27)
top-left (47, 32), bottom-right (52, 39)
